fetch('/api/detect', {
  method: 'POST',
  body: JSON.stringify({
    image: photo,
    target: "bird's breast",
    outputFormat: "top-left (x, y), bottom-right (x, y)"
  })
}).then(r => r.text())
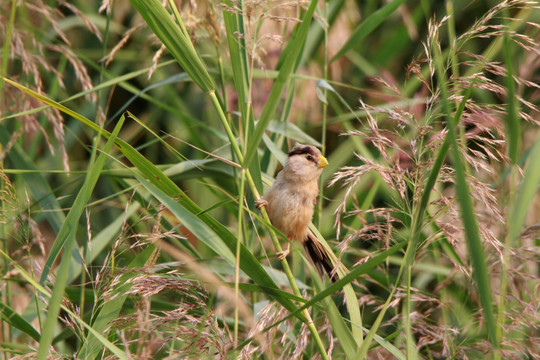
top-left (265, 183), bottom-right (317, 241)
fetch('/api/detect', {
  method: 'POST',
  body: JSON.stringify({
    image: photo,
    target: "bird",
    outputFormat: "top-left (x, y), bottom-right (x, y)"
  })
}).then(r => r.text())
top-left (256, 144), bottom-right (337, 282)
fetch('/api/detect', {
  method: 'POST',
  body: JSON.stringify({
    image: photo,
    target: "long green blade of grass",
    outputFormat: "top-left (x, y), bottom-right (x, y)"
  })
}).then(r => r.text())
top-left (36, 114), bottom-right (125, 360)
top-left (222, 0), bottom-right (250, 126)
top-left (0, 0), bottom-right (16, 101)
top-left (274, 241), bottom-right (406, 325)
top-left (508, 134), bottom-right (540, 244)
top-left (311, 268), bottom-right (357, 360)
top-left (309, 223), bottom-right (364, 345)
top-left (301, 0), bottom-right (346, 66)
top-left (432, 31), bottom-right (499, 352)
top-left (497, 11), bottom-right (523, 344)
top-left (0, 61), bottom-right (176, 122)
top-left (0, 301), bottom-right (41, 342)
top-left (136, 176), bottom-right (235, 264)
top-left (502, 13), bottom-right (520, 164)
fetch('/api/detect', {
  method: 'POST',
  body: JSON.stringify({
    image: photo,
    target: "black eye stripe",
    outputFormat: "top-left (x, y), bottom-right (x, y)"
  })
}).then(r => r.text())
top-left (288, 146), bottom-right (317, 158)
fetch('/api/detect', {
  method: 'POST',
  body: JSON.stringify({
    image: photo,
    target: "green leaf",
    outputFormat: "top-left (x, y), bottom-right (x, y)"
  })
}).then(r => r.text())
top-left (330, 0), bottom-right (405, 63)
top-left (0, 301), bottom-right (41, 342)
top-left (300, 0), bottom-right (346, 65)
top-left (136, 176), bottom-right (236, 264)
top-left (222, 0), bottom-right (250, 124)
top-left (432, 34), bottom-right (498, 349)
top-left (311, 268), bottom-right (357, 359)
top-left (129, 0), bottom-right (215, 92)
top-left (508, 133), bottom-right (540, 243)
top-left (502, 10), bottom-right (520, 164)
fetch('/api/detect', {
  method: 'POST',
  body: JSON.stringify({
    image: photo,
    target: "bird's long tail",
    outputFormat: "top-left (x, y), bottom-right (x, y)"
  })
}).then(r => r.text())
top-left (303, 234), bottom-right (338, 282)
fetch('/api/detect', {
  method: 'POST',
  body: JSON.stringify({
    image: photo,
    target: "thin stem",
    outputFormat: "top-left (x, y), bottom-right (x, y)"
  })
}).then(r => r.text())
top-left (208, 91), bottom-right (244, 163)
top-left (234, 169), bottom-right (247, 350)
top-left (0, 0), bottom-right (17, 105)
top-left (317, 0), bottom-right (329, 226)
top-left (0, 174), bottom-right (12, 360)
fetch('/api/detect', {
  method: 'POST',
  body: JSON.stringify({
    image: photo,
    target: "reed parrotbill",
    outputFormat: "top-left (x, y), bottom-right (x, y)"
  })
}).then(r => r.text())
top-left (256, 144), bottom-right (336, 281)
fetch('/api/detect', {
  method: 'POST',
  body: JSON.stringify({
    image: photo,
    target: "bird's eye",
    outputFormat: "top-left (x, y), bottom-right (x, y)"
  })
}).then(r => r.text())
top-left (306, 155), bottom-right (313, 161)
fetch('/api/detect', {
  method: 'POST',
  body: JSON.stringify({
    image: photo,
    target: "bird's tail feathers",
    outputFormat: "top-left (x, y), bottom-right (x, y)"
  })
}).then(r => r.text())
top-left (303, 234), bottom-right (338, 282)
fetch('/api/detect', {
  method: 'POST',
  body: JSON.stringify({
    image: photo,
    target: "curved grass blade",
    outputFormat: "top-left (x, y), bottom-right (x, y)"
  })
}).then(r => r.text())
top-left (300, 0), bottom-right (346, 66)
top-left (222, 0), bottom-right (250, 124)
top-left (129, 0), bottom-right (215, 92)
top-left (0, 301), bottom-right (40, 342)
top-left (136, 176), bottom-right (235, 264)
top-left (309, 224), bottom-right (364, 344)
top-left (311, 267), bottom-right (357, 359)
top-left (0, 61), bottom-right (175, 122)
top-left (502, 12), bottom-right (520, 164)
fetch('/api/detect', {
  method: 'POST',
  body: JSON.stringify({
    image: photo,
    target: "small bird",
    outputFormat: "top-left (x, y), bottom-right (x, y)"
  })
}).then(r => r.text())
top-left (256, 144), bottom-right (337, 282)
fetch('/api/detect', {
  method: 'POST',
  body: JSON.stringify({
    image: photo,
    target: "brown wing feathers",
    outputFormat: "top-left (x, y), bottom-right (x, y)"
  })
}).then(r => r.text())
top-left (303, 234), bottom-right (337, 282)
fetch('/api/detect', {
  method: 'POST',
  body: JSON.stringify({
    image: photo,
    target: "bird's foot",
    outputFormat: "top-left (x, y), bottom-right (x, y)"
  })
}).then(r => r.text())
top-left (255, 198), bottom-right (268, 209)
top-left (277, 243), bottom-right (290, 260)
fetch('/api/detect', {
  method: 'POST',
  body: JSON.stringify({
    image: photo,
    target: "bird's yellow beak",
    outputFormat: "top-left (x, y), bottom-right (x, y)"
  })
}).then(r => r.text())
top-left (317, 155), bottom-right (328, 168)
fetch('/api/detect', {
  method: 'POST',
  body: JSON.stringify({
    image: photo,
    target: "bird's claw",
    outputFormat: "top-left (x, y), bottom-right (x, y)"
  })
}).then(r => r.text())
top-left (277, 243), bottom-right (290, 260)
top-left (255, 198), bottom-right (268, 209)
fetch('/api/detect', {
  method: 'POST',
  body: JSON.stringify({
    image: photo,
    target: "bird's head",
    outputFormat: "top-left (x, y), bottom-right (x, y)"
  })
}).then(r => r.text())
top-left (283, 144), bottom-right (328, 181)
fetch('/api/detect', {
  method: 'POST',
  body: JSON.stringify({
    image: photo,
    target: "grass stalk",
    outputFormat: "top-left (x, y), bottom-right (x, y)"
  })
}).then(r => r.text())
top-left (0, 173), bottom-right (12, 360)
top-left (234, 169), bottom-right (247, 350)
top-left (496, 10), bottom-right (521, 345)
top-left (0, 0), bottom-right (17, 105)
top-left (317, 0), bottom-right (329, 226)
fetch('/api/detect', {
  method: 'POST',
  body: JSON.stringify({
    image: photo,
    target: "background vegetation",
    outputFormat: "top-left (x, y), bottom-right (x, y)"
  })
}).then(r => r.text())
top-left (1, 0), bottom-right (539, 359)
